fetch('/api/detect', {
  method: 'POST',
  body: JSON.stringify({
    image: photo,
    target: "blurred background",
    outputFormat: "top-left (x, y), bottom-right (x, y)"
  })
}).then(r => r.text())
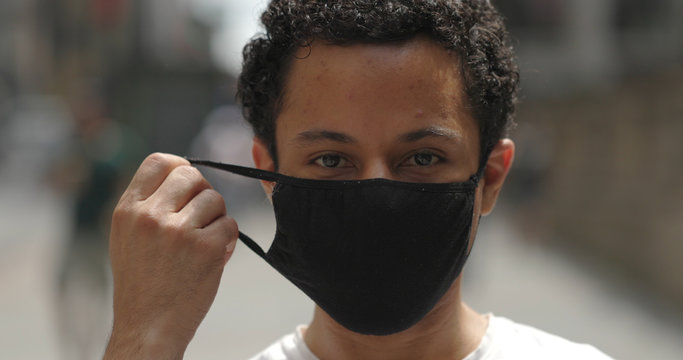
top-left (0, 0), bottom-right (681, 359)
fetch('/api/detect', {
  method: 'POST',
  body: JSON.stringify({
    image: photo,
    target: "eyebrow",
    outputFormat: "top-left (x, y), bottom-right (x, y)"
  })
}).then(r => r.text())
top-left (293, 126), bottom-right (462, 146)
top-left (295, 130), bottom-right (358, 144)
top-left (398, 126), bottom-right (463, 143)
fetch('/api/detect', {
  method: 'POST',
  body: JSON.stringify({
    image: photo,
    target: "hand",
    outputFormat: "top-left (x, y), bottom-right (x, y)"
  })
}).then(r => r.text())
top-left (104, 153), bottom-right (238, 359)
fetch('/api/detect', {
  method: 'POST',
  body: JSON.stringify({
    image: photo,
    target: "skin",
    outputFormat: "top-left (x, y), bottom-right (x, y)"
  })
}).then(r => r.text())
top-left (104, 36), bottom-right (514, 359)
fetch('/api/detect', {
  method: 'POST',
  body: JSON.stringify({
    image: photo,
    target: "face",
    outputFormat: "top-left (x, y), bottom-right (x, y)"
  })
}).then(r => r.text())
top-left (251, 36), bottom-right (515, 328)
top-left (253, 36), bottom-right (513, 216)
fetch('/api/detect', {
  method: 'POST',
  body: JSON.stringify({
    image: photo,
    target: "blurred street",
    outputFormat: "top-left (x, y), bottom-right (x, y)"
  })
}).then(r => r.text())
top-left (1, 1), bottom-right (682, 359)
top-left (1, 170), bottom-right (682, 360)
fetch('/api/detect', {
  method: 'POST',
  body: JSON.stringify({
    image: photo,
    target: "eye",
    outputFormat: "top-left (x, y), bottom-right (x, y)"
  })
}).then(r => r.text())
top-left (405, 151), bottom-right (441, 167)
top-left (314, 154), bottom-right (348, 168)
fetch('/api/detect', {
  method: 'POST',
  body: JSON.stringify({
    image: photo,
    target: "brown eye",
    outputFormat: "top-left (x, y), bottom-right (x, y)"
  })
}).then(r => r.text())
top-left (413, 152), bottom-right (435, 166)
top-left (315, 154), bottom-right (343, 168)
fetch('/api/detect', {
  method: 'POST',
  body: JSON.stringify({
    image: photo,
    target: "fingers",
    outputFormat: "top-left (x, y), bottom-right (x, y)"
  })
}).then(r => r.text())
top-left (124, 153), bottom-right (213, 213)
top-left (179, 188), bottom-right (227, 229)
top-left (201, 215), bottom-right (239, 264)
top-left (127, 153), bottom-right (190, 201)
top-left (150, 164), bottom-right (211, 212)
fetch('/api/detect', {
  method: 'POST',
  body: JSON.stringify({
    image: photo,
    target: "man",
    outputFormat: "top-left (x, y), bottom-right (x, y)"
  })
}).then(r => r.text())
top-left (104, 1), bottom-right (612, 359)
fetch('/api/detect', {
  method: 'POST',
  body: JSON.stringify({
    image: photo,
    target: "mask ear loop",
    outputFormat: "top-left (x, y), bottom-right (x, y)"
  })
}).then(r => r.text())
top-left (473, 142), bottom-right (496, 183)
top-left (237, 231), bottom-right (268, 259)
top-left (187, 158), bottom-right (282, 182)
top-left (187, 158), bottom-right (281, 260)
top-left (463, 143), bottom-right (495, 261)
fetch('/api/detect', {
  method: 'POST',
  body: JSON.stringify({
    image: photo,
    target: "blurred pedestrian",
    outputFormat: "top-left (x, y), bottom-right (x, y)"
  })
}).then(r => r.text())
top-left (49, 80), bottom-right (144, 360)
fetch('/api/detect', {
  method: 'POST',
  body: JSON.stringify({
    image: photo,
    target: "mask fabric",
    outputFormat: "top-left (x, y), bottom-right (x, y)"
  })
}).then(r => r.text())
top-left (189, 159), bottom-right (481, 336)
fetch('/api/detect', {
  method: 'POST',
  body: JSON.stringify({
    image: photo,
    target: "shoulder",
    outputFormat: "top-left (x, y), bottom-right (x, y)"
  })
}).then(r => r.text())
top-left (248, 326), bottom-right (318, 360)
top-left (466, 315), bottom-right (613, 360)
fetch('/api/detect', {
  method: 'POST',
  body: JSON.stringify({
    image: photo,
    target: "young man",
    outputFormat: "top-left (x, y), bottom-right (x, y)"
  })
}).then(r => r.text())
top-left (104, 1), bottom-right (612, 359)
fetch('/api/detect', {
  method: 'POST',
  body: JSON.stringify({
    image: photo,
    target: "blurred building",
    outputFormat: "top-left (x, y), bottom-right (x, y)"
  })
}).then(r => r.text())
top-left (495, 0), bottom-right (683, 313)
top-left (0, 0), bottom-right (234, 156)
top-left (498, 0), bottom-right (683, 96)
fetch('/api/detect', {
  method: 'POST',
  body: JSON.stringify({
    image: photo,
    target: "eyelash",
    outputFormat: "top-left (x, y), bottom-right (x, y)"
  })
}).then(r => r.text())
top-left (313, 153), bottom-right (350, 168)
top-left (311, 150), bottom-right (446, 169)
top-left (403, 150), bottom-right (445, 167)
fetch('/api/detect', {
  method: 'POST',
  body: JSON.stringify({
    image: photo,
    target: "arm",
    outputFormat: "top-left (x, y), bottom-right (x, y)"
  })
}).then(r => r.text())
top-left (103, 153), bottom-right (238, 359)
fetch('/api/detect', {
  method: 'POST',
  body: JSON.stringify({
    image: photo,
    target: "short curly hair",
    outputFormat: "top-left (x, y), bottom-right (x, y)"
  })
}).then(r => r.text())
top-left (237, 0), bottom-right (519, 166)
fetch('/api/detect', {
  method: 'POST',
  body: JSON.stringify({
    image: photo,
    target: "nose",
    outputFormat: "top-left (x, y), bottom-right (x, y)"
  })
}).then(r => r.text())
top-left (359, 160), bottom-right (394, 180)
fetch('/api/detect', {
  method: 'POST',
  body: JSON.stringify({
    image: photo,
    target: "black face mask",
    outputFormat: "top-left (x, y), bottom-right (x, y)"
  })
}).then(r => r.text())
top-left (189, 159), bottom-right (482, 336)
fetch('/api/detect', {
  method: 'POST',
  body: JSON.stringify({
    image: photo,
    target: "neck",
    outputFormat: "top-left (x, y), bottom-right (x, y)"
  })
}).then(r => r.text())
top-left (303, 278), bottom-right (487, 360)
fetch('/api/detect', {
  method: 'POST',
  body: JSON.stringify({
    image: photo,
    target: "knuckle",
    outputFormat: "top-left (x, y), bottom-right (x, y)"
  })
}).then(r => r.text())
top-left (218, 215), bottom-right (239, 241)
top-left (204, 189), bottom-right (226, 209)
top-left (172, 212), bottom-right (195, 233)
top-left (111, 204), bottom-right (129, 223)
top-left (111, 199), bottom-right (143, 224)
top-left (144, 152), bottom-right (170, 169)
top-left (197, 216), bottom-right (238, 251)
top-left (116, 183), bottom-right (139, 208)
top-left (183, 227), bottom-right (227, 262)
top-left (176, 165), bottom-right (207, 186)
top-left (133, 206), bottom-right (166, 232)
top-left (143, 152), bottom-right (188, 173)
top-left (178, 165), bottom-right (201, 178)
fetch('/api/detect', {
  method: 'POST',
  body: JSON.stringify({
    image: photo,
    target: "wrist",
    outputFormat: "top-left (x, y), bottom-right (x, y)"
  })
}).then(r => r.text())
top-left (104, 322), bottom-right (189, 360)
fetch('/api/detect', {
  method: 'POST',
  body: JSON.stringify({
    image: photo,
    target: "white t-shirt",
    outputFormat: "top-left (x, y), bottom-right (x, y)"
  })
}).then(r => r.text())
top-left (248, 314), bottom-right (613, 360)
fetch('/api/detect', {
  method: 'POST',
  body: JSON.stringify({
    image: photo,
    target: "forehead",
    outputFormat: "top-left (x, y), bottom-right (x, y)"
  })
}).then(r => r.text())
top-left (282, 37), bottom-right (468, 108)
top-left (275, 36), bottom-right (477, 147)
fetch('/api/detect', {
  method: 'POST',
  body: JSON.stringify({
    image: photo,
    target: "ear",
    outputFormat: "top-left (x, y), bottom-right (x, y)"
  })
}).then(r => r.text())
top-left (252, 137), bottom-right (276, 196)
top-left (480, 139), bottom-right (515, 216)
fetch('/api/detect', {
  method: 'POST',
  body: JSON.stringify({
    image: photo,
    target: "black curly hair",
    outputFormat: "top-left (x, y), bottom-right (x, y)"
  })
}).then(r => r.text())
top-left (237, 0), bottom-right (519, 167)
